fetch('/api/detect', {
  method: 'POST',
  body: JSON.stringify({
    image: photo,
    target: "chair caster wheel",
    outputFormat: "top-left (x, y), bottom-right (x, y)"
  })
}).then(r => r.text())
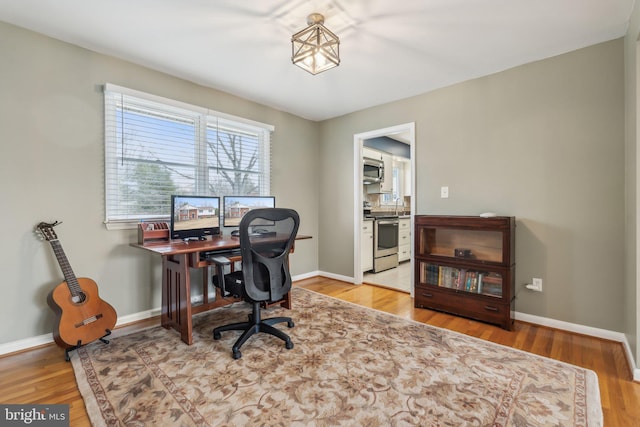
top-left (287, 320), bottom-right (295, 328)
top-left (285, 340), bottom-right (294, 350)
top-left (232, 350), bottom-right (242, 359)
top-left (213, 331), bottom-right (221, 340)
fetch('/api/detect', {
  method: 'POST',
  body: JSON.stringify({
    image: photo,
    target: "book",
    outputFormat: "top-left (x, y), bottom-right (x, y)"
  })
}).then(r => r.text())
top-left (450, 268), bottom-right (459, 289)
top-left (470, 272), bottom-right (479, 292)
top-left (465, 271), bottom-right (478, 292)
top-left (426, 264), bottom-right (439, 286)
top-left (477, 272), bottom-right (484, 294)
top-left (456, 269), bottom-right (467, 290)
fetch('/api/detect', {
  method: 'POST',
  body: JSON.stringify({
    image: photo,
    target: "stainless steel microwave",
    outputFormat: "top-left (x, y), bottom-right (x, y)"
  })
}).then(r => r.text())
top-left (363, 157), bottom-right (384, 184)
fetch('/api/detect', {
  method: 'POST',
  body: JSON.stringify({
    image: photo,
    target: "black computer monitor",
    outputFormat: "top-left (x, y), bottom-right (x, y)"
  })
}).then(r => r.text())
top-left (223, 196), bottom-right (275, 227)
top-left (170, 195), bottom-right (220, 240)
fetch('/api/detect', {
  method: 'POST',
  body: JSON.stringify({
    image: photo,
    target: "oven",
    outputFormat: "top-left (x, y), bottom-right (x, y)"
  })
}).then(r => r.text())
top-left (373, 216), bottom-right (399, 272)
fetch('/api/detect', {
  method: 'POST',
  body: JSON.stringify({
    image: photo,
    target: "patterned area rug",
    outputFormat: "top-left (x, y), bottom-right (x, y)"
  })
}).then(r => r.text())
top-left (71, 287), bottom-right (603, 426)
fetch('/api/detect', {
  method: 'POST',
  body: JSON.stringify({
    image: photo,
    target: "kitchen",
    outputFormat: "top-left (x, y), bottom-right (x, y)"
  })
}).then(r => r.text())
top-left (361, 136), bottom-right (412, 293)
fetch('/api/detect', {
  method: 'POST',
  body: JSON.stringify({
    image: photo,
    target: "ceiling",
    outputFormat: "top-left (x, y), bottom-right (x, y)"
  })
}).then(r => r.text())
top-left (0, 0), bottom-right (634, 121)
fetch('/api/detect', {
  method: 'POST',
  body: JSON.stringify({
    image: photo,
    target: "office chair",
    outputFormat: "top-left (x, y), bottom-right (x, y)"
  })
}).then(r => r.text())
top-left (212, 208), bottom-right (300, 359)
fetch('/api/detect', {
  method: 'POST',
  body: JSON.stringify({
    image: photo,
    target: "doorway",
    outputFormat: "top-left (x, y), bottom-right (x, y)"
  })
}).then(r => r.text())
top-left (353, 123), bottom-right (416, 295)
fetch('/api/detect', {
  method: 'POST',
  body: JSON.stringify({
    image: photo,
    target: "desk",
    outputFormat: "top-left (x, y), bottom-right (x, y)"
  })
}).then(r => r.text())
top-left (131, 234), bottom-right (310, 345)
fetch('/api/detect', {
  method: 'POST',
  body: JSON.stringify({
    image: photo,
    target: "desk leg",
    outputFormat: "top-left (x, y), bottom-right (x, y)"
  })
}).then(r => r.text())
top-left (282, 292), bottom-right (291, 309)
top-left (161, 253), bottom-right (193, 345)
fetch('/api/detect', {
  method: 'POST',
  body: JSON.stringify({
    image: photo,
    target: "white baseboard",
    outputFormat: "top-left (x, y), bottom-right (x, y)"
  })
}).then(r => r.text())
top-left (3, 272), bottom-right (639, 381)
top-left (313, 271), bottom-right (355, 284)
top-left (316, 271), bottom-right (638, 379)
top-left (514, 311), bottom-right (637, 379)
top-left (0, 308), bottom-right (161, 356)
top-left (0, 273), bottom-right (323, 356)
top-left (292, 271), bottom-right (323, 281)
top-left (513, 311), bottom-right (627, 342)
top-left (0, 333), bottom-right (54, 356)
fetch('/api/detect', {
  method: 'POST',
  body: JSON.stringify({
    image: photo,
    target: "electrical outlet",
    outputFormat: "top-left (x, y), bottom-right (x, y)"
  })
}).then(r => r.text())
top-left (532, 278), bottom-right (542, 292)
top-left (440, 186), bottom-right (449, 198)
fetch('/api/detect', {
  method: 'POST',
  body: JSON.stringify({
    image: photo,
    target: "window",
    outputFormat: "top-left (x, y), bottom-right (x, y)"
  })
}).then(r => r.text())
top-left (380, 161), bottom-right (403, 205)
top-left (104, 84), bottom-right (273, 229)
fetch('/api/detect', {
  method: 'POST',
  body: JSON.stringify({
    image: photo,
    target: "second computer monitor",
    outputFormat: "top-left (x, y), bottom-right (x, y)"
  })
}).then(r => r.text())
top-left (223, 196), bottom-right (275, 227)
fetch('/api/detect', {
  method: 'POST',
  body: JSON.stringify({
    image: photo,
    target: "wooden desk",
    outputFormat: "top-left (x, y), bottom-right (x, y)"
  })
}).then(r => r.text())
top-left (131, 234), bottom-right (310, 345)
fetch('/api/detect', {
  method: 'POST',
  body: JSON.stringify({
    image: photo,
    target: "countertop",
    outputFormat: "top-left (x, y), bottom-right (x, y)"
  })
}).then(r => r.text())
top-left (363, 214), bottom-right (411, 221)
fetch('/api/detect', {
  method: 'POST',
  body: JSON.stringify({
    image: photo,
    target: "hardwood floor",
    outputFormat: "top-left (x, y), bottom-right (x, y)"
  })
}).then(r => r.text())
top-left (1, 277), bottom-right (639, 426)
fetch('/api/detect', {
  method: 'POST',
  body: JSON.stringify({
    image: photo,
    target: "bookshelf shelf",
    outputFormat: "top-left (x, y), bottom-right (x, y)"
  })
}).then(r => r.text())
top-left (414, 215), bottom-right (515, 330)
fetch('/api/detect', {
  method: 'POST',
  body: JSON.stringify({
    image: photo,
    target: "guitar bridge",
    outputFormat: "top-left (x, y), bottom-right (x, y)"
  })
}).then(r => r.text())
top-left (74, 313), bottom-right (104, 328)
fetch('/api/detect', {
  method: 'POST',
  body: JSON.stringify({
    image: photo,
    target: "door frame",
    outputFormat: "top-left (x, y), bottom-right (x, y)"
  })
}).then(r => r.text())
top-left (353, 122), bottom-right (416, 294)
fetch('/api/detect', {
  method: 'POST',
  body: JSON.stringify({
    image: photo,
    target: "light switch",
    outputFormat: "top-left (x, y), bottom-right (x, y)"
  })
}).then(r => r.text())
top-left (440, 186), bottom-right (449, 198)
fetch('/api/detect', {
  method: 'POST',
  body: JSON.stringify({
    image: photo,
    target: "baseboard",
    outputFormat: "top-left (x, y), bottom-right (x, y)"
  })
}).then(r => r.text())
top-left (1, 272), bottom-right (325, 356)
top-left (317, 271), bottom-right (638, 379)
top-left (513, 311), bottom-right (627, 342)
top-left (514, 311), bottom-right (637, 379)
top-left (0, 308), bottom-right (161, 356)
top-left (315, 270), bottom-right (355, 284)
top-left (4, 272), bottom-right (638, 380)
top-left (292, 271), bottom-right (323, 281)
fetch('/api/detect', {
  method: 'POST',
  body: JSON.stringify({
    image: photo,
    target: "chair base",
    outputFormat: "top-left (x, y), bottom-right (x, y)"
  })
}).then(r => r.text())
top-left (213, 301), bottom-right (294, 359)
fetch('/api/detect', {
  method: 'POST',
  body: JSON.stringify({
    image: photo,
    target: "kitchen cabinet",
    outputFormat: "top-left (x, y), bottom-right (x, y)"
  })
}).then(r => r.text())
top-left (379, 152), bottom-right (393, 193)
top-left (398, 217), bottom-right (411, 262)
top-left (413, 215), bottom-right (515, 330)
top-left (363, 147), bottom-right (382, 160)
top-left (361, 219), bottom-right (374, 272)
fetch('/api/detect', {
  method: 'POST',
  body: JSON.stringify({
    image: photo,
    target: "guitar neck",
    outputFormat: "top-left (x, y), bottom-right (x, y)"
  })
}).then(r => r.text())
top-left (49, 239), bottom-right (82, 296)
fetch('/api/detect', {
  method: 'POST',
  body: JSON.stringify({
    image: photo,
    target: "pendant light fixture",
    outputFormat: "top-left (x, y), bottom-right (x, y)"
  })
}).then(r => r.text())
top-left (291, 13), bottom-right (340, 75)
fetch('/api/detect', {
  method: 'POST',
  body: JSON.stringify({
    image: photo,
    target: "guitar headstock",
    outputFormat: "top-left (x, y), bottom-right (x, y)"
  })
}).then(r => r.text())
top-left (36, 221), bottom-right (61, 241)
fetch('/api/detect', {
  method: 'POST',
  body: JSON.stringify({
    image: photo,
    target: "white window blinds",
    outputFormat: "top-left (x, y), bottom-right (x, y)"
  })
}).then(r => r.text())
top-left (104, 84), bottom-right (273, 229)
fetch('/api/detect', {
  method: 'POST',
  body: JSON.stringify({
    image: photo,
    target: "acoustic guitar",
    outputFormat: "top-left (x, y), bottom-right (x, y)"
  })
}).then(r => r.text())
top-left (36, 221), bottom-right (117, 351)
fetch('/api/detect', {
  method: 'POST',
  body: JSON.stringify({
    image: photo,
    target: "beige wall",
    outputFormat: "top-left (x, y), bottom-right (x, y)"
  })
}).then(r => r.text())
top-left (625, 1), bottom-right (640, 368)
top-left (0, 22), bottom-right (320, 343)
top-left (320, 39), bottom-right (625, 332)
top-left (0, 19), bottom-right (631, 347)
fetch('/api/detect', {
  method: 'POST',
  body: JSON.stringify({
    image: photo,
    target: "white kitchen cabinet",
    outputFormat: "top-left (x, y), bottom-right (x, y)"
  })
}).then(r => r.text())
top-left (361, 219), bottom-right (374, 271)
top-left (398, 217), bottom-right (411, 262)
top-left (363, 147), bottom-right (382, 160)
top-left (380, 152), bottom-right (393, 193)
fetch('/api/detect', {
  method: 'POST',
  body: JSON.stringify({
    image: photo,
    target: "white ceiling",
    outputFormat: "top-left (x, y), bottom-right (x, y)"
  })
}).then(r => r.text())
top-left (0, 0), bottom-right (634, 121)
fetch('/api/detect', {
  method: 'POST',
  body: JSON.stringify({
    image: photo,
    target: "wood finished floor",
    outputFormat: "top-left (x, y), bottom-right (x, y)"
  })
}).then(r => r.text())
top-left (1, 277), bottom-right (639, 426)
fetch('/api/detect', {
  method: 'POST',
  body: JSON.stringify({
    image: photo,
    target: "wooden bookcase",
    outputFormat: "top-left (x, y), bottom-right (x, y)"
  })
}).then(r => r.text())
top-left (413, 215), bottom-right (515, 330)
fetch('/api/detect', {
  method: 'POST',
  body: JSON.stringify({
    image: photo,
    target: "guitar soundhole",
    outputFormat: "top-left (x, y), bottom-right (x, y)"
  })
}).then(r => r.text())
top-left (71, 293), bottom-right (87, 304)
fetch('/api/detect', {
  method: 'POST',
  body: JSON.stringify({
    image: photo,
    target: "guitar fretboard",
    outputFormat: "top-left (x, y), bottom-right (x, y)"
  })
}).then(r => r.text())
top-left (49, 239), bottom-right (82, 297)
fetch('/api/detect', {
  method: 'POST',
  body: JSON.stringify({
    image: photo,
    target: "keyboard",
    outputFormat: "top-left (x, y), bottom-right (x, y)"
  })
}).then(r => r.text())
top-left (200, 248), bottom-right (241, 261)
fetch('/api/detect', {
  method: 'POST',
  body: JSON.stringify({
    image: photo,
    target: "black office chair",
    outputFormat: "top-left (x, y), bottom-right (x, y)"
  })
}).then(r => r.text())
top-left (212, 208), bottom-right (300, 359)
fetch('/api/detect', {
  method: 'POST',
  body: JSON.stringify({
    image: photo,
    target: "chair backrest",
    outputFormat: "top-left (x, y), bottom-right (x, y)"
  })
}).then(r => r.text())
top-left (238, 208), bottom-right (300, 302)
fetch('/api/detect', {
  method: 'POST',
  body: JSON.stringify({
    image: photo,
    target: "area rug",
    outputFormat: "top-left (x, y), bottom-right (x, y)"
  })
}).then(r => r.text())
top-left (71, 287), bottom-right (603, 426)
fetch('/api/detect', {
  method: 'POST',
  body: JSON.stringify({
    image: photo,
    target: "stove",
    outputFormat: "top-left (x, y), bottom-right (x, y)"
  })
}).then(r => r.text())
top-left (372, 216), bottom-right (399, 272)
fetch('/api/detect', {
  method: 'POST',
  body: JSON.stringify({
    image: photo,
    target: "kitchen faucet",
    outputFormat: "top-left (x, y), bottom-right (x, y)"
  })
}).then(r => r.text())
top-left (394, 197), bottom-right (401, 215)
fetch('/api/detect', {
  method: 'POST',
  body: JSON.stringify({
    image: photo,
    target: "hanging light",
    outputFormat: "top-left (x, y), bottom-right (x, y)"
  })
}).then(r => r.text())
top-left (291, 13), bottom-right (340, 75)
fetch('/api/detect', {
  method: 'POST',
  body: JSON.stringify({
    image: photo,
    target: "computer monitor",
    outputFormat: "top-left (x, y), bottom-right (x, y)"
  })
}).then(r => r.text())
top-left (223, 196), bottom-right (275, 227)
top-left (170, 195), bottom-right (220, 240)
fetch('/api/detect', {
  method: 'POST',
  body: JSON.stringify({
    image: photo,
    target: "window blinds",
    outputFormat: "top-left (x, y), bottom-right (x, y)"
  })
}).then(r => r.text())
top-left (104, 84), bottom-right (273, 228)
